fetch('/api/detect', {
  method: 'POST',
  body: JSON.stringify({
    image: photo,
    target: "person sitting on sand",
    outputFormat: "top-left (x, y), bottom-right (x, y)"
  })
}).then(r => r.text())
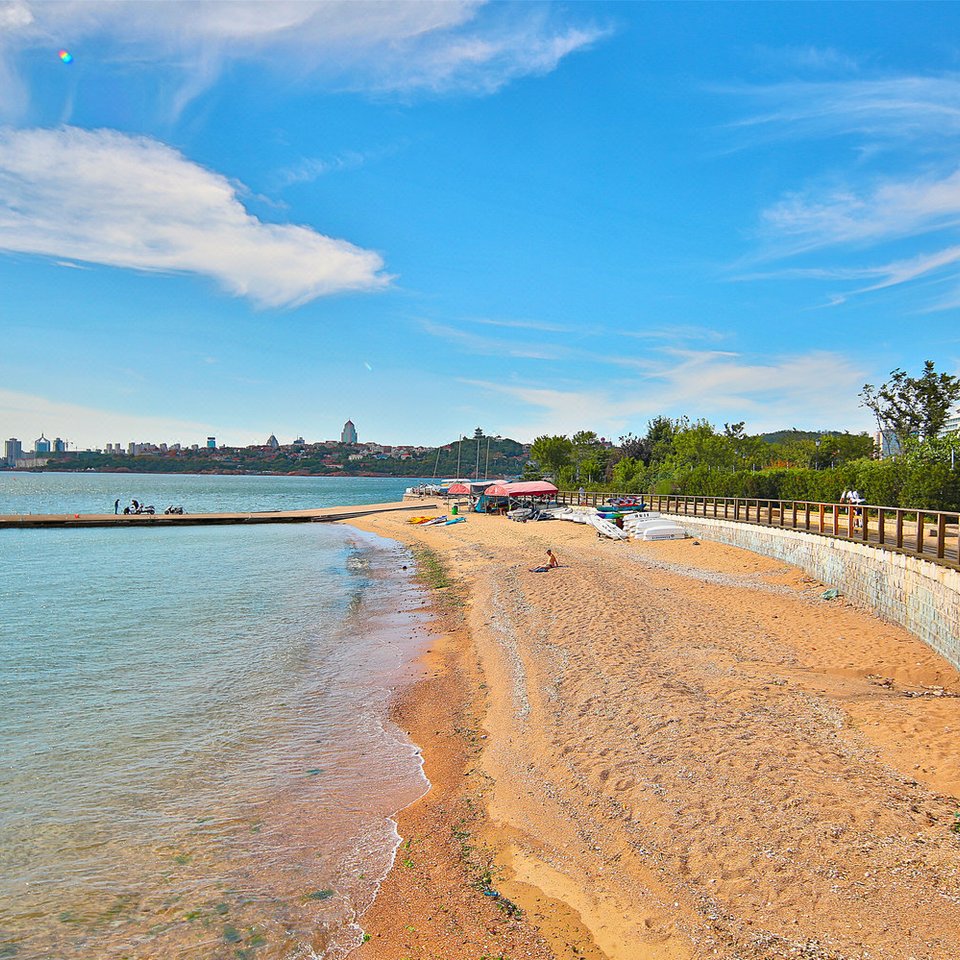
top-left (530, 549), bottom-right (561, 574)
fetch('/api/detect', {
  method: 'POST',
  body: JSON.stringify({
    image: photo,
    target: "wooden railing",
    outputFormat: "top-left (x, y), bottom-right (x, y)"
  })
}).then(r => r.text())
top-left (557, 491), bottom-right (960, 569)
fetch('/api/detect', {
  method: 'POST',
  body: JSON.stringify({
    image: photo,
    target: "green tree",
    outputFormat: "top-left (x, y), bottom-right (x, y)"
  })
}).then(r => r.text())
top-left (645, 416), bottom-right (683, 466)
top-left (530, 435), bottom-right (574, 477)
top-left (667, 420), bottom-right (734, 472)
top-left (860, 360), bottom-right (960, 450)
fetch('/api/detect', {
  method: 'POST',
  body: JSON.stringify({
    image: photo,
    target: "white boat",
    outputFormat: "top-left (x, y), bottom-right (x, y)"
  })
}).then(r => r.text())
top-left (587, 514), bottom-right (629, 540)
top-left (622, 511), bottom-right (662, 526)
top-left (629, 520), bottom-right (686, 541)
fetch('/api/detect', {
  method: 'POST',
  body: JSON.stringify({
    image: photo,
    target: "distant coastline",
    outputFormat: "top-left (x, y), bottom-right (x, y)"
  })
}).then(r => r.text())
top-left (5, 435), bottom-right (530, 480)
top-left (12, 466), bottom-right (431, 478)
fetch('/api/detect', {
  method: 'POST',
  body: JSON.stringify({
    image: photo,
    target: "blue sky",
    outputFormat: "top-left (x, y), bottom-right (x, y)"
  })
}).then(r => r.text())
top-left (2, 1), bottom-right (959, 449)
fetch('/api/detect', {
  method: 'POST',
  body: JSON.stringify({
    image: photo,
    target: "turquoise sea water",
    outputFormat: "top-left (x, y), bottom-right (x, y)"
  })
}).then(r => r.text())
top-left (0, 472), bottom-right (425, 516)
top-left (0, 475), bottom-right (432, 960)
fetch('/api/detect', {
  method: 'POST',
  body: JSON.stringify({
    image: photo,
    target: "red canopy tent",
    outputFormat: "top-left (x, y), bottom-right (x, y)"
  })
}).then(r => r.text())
top-left (482, 481), bottom-right (558, 498)
top-left (446, 482), bottom-right (470, 495)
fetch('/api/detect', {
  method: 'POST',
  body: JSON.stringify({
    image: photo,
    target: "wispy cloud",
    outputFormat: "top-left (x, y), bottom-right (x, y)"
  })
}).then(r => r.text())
top-left (728, 75), bottom-right (960, 148)
top-left (1, 1), bottom-right (607, 118)
top-left (727, 70), bottom-right (960, 312)
top-left (0, 126), bottom-right (389, 306)
top-left (272, 150), bottom-right (376, 190)
top-left (762, 167), bottom-right (960, 251)
top-left (471, 316), bottom-right (574, 334)
top-left (0, 386), bottom-right (215, 449)
top-left (465, 349), bottom-right (868, 438)
top-left (419, 319), bottom-right (568, 360)
top-left (617, 324), bottom-right (728, 343)
top-left (750, 45), bottom-right (862, 76)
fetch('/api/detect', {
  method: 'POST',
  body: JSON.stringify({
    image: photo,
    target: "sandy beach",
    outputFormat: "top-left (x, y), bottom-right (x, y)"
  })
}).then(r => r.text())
top-left (343, 502), bottom-right (960, 960)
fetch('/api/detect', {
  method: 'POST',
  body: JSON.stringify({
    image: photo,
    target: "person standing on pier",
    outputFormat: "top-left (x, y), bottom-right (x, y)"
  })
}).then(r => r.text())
top-left (114, 499), bottom-right (120, 514)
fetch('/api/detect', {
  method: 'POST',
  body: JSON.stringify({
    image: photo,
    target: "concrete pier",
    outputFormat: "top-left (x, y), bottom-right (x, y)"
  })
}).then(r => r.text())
top-left (0, 501), bottom-right (437, 530)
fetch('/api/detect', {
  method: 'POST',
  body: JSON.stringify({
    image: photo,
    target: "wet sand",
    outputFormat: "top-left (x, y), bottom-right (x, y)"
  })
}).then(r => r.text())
top-left (345, 503), bottom-right (960, 960)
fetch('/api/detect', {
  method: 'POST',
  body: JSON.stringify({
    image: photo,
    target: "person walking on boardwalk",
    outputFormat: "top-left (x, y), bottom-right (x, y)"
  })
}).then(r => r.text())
top-left (114, 498), bottom-right (120, 514)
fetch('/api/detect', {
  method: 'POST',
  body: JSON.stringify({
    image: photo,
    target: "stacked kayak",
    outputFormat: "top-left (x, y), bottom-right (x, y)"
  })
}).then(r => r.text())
top-left (623, 512), bottom-right (686, 541)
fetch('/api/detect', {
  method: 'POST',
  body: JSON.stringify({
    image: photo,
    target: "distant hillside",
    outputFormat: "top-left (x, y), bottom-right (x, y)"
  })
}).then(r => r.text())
top-left (759, 429), bottom-right (859, 445)
top-left (36, 433), bottom-right (530, 478)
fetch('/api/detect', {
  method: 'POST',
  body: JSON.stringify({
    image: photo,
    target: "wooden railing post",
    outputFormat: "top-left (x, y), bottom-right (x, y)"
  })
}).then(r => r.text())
top-left (635, 494), bottom-right (952, 569)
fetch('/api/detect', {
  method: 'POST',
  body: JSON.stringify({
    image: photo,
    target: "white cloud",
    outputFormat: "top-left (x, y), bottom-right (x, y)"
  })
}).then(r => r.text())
top-left (1, 1), bottom-right (606, 115)
top-left (0, 126), bottom-right (389, 306)
top-left (0, 2), bottom-right (32, 30)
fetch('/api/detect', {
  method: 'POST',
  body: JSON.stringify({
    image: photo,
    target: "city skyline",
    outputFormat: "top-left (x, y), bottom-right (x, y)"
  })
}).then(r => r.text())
top-left (3, 3), bottom-right (960, 448)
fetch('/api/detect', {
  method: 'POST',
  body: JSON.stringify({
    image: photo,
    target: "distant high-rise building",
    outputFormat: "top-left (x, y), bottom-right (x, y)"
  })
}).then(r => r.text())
top-left (874, 430), bottom-right (902, 459)
top-left (53, 437), bottom-right (65, 453)
top-left (4, 438), bottom-right (22, 465)
top-left (34, 434), bottom-right (51, 454)
top-left (267, 434), bottom-right (280, 450)
top-left (341, 420), bottom-right (358, 444)
top-left (206, 437), bottom-right (216, 449)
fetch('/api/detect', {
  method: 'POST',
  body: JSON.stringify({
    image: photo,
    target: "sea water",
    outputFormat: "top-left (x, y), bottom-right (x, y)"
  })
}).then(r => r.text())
top-left (0, 475), bottom-right (433, 959)
top-left (0, 472), bottom-right (424, 516)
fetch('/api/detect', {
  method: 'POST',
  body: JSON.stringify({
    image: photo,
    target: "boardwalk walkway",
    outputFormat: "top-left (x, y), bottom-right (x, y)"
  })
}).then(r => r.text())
top-left (558, 491), bottom-right (960, 570)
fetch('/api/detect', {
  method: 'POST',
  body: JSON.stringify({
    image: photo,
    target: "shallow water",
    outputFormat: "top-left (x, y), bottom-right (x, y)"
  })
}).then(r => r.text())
top-left (0, 476), bottom-right (431, 959)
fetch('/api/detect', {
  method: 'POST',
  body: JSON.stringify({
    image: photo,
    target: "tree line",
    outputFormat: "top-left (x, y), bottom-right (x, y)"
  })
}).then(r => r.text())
top-left (526, 362), bottom-right (960, 511)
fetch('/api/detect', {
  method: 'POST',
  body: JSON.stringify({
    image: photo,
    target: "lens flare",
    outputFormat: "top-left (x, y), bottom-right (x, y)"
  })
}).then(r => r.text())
top-left (58, 49), bottom-right (73, 63)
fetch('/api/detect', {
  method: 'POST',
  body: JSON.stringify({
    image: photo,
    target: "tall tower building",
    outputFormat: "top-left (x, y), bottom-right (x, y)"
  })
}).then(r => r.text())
top-left (341, 420), bottom-right (358, 444)
top-left (4, 438), bottom-right (22, 465)
top-left (35, 434), bottom-right (51, 454)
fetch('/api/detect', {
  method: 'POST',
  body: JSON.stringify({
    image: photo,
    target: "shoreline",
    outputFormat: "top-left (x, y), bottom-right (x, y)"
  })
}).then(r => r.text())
top-left (344, 501), bottom-right (960, 960)
top-left (343, 524), bottom-right (556, 959)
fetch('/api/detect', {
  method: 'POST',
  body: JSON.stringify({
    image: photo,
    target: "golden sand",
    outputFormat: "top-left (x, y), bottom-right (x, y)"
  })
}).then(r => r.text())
top-left (346, 504), bottom-right (960, 960)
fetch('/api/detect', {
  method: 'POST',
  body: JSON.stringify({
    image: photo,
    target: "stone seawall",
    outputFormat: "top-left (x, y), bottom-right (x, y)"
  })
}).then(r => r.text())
top-left (673, 515), bottom-right (960, 672)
